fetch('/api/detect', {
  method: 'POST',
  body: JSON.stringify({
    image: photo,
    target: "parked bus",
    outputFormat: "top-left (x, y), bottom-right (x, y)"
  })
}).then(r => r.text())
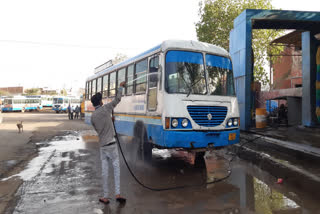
top-left (52, 96), bottom-right (80, 113)
top-left (84, 40), bottom-right (240, 157)
top-left (40, 95), bottom-right (53, 107)
top-left (2, 96), bottom-right (43, 112)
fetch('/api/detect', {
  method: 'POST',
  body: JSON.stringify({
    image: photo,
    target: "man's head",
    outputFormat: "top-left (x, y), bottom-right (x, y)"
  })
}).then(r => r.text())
top-left (91, 92), bottom-right (103, 107)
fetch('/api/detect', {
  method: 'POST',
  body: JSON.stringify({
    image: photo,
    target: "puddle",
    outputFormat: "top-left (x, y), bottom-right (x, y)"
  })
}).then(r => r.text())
top-left (253, 177), bottom-right (299, 213)
top-left (2, 135), bottom-right (86, 181)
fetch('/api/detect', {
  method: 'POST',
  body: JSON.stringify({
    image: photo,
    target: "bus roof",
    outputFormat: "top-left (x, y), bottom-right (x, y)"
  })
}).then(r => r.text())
top-left (86, 40), bottom-right (229, 82)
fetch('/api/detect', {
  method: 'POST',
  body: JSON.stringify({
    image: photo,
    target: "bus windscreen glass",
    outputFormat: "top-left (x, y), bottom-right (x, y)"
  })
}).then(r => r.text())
top-left (165, 51), bottom-right (206, 95)
top-left (206, 54), bottom-right (235, 96)
top-left (53, 98), bottom-right (63, 104)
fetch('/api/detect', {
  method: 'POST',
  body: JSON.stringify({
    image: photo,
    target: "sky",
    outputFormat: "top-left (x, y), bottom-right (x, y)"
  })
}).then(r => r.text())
top-left (0, 0), bottom-right (319, 91)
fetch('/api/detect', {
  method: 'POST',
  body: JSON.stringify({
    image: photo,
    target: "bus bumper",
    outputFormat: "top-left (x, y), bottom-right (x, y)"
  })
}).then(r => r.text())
top-left (162, 129), bottom-right (240, 148)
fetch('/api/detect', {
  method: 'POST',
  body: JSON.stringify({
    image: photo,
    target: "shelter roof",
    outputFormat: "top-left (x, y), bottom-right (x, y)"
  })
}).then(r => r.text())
top-left (271, 30), bottom-right (303, 47)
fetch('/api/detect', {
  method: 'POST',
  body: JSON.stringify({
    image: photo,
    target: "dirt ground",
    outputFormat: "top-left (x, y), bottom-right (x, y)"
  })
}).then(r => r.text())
top-left (0, 111), bottom-right (93, 213)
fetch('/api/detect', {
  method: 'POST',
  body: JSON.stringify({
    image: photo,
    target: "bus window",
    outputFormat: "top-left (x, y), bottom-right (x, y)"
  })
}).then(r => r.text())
top-left (97, 77), bottom-right (102, 94)
top-left (205, 54), bottom-right (235, 96)
top-left (85, 82), bottom-right (87, 99)
top-left (117, 68), bottom-right (125, 96)
top-left (92, 79), bottom-right (97, 96)
top-left (109, 72), bottom-right (116, 97)
top-left (5, 99), bottom-right (12, 104)
top-left (88, 81), bottom-right (92, 98)
top-left (135, 59), bottom-right (147, 93)
top-left (86, 82), bottom-right (89, 99)
top-left (126, 64), bottom-right (134, 95)
top-left (165, 50), bottom-right (206, 95)
top-left (103, 74), bottom-right (109, 97)
top-left (149, 56), bottom-right (159, 88)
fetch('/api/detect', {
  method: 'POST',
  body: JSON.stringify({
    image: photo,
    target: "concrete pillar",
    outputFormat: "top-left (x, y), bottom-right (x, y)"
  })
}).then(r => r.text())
top-left (302, 32), bottom-right (318, 126)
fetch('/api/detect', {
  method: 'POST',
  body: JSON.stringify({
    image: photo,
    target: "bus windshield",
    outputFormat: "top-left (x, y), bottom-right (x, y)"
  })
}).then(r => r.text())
top-left (206, 54), bottom-right (235, 96)
top-left (165, 51), bottom-right (206, 95)
top-left (53, 98), bottom-right (63, 104)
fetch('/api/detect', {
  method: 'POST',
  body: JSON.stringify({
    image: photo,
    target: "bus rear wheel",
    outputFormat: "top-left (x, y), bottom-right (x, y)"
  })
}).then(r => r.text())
top-left (133, 121), bottom-right (152, 162)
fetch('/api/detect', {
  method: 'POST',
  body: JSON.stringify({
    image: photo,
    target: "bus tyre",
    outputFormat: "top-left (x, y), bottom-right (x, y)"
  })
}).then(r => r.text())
top-left (56, 111), bottom-right (59, 114)
top-left (133, 121), bottom-right (152, 162)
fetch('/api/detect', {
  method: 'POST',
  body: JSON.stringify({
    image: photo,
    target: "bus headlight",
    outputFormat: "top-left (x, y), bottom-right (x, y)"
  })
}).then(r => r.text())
top-left (171, 119), bottom-right (178, 128)
top-left (227, 119), bottom-right (233, 127)
top-left (181, 119), bottom-right (188, 127)
top-left (233, 118), bottom-right (239, 126)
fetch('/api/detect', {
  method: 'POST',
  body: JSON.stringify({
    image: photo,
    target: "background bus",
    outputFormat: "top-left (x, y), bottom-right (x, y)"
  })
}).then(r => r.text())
top-left (40, 95), bottom-right (53, 107)
top-left (52, 96), bottom-right (80, 113)
top-left (84, 40), bottom-right (240, 159)
top-left (2, 96), bottom-right (42, 112)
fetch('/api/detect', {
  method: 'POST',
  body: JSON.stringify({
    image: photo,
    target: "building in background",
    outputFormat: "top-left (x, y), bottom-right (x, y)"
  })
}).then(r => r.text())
top-left (256, 31), bottom-right (304, 126)
top-left (0, 86), bottom-right (24, 95)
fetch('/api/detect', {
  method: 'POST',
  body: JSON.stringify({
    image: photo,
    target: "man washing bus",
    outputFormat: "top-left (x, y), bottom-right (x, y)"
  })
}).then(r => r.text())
top-left (91, 81), bottom-right (126, 204)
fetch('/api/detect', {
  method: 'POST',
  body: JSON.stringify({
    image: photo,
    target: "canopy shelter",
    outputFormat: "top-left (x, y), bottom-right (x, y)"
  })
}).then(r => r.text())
top-left (229, 9), bottom-right (320, 130)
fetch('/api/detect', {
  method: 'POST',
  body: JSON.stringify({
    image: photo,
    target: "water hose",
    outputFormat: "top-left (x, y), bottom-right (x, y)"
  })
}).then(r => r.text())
top-left (112, 111), bottom-right (261, 191)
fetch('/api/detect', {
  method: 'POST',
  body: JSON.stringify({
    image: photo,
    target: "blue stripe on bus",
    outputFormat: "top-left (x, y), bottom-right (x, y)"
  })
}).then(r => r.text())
top-left (2, 107), bottom-right (22, 111)
top-left (206, 54), bottom-right (232, 70)
top-left (114, 119), bottom-right (239, 148)
top-left (52, 107), bottom-right (67, 111)
top-left (166, 51), bottom-right (204, 64)
top-left (25, 107), bottom-right (39, 110)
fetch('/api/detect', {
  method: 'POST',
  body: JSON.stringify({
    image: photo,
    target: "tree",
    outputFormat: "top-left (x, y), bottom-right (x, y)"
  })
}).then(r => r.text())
top-left (24, 88), bottom-right (41, 95)
top-left (196, 0), bottom-right (283, 86)
top-left (0, 90), bottom-right (10, 96)
top-left (60, 89), bottom-right (68, 96)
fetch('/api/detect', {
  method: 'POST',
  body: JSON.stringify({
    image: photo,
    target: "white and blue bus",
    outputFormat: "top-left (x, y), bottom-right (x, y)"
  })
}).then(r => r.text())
top-left (85, 40), bottom-right (240, 156)
top-left (2, 96), bottom-right (43, 112)
top-left (40, 95), bottom-right (53, 107)
top-left (52, 96), bottom-right (80, 113)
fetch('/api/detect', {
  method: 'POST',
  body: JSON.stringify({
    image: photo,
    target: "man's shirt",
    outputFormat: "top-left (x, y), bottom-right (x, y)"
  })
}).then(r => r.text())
top-left (91, 87), bottom-right (123, 147)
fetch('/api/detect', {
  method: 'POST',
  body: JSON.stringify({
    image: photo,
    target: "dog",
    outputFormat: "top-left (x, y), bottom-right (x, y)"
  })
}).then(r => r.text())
top-left (17, 121), bottom-right (23, 133)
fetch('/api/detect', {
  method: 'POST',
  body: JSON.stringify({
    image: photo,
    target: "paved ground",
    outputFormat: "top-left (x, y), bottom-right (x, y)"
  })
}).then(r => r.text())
top-left (0, 112), bottom-right (91, 213)
top-left (1, 113), bottom-right (320, 214)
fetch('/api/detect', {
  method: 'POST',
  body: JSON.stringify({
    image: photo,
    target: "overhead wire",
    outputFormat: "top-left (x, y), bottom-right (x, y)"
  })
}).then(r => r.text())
top-left (0, 39), bottom-right (139, 50)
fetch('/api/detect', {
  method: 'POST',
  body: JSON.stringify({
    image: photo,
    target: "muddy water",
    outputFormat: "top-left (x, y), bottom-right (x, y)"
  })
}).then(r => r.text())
top-left (2, 133), bottom-right (320, 214)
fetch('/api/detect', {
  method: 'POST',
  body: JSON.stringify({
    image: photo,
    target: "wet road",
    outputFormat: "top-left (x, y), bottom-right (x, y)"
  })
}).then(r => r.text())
top-left (2, 132), bottom-right (320, 214)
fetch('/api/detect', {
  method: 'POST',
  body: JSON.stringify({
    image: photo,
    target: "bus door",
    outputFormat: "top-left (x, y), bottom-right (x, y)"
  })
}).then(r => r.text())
top-left (147, 56), bottom-right (159, 111)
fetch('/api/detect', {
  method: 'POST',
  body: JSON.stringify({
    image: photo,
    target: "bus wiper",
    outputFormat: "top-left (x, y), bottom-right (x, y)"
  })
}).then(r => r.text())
top-left (186, 78), bottom-right (202, 97)
top-left (178, 73), bottom-right (193, 97)
top-left (178, 72), bottom-right (203, 98)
